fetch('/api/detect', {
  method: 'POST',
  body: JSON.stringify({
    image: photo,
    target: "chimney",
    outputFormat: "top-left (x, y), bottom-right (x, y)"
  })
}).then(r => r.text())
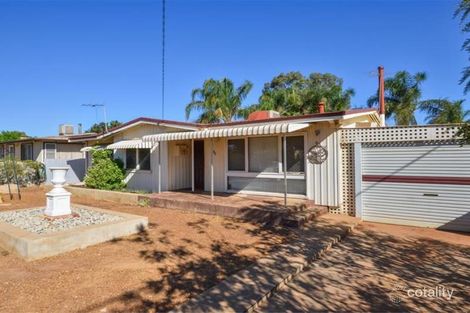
top-left (318, 101), bottom-right (325, 113)
top-left (247, 110), bottom-right (281, 121)
top-left (378, 66), bottom-right (386, 126)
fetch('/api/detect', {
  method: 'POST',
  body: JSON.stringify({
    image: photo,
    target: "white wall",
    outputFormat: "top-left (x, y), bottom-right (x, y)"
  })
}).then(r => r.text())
top-left (168, 140), bottom-right (192, 190)
top-left (306, 123), bottom-right (341, 206)
top-left (204, 138), bottom-right (226, 192)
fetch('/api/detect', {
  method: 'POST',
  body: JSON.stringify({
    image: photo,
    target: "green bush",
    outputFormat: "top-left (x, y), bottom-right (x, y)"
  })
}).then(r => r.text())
top-left (0, 159), bottom-right (46, 186)
top-left (84, 150), bottom-right (126, 190)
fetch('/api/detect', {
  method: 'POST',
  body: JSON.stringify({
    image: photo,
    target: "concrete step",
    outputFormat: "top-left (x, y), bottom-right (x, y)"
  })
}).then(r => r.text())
top-left (142, 194), bottom-right (327, 228)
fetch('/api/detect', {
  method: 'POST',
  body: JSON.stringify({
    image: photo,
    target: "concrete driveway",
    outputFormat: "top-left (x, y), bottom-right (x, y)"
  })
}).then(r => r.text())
top-left (257, 222), bottom-right (470, 312)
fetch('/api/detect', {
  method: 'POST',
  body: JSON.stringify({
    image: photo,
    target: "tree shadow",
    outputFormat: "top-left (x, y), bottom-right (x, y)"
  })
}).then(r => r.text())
top-left (258, 226), bottom-right (470, 313)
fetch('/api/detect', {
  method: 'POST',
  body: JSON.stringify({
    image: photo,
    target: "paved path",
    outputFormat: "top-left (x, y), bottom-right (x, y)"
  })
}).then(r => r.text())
top-left (256, 223), bottom-right (470, 312)
top-left (173, 214), bottom-right (358, 313)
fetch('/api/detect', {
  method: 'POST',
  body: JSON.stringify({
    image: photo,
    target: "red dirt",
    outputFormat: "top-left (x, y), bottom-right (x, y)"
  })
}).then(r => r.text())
top-left (0, 187), bottom-right (289, 313)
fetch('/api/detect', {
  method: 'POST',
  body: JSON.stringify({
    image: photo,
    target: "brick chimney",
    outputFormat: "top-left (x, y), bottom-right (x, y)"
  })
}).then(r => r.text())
top-left (318, 101), bottom-right (325, 113)
top-left (247, 110), bottom-right (281, 121)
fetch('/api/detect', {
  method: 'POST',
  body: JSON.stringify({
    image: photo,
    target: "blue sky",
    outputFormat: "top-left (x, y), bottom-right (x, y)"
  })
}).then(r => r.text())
top-left (0, 0), bottom-right (468, 136)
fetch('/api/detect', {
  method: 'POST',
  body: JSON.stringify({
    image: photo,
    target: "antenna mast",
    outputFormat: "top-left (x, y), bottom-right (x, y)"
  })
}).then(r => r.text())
top-left (161, 0), bottom-right (166, 119)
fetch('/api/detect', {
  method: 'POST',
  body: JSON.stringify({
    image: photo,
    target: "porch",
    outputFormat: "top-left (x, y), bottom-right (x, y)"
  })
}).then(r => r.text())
top-left (142, 191), bottom-right (328, 228)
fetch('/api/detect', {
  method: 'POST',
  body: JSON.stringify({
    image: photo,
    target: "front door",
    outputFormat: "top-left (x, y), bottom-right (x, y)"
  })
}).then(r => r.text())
top-left (193, 140), bottom-right (205, 190)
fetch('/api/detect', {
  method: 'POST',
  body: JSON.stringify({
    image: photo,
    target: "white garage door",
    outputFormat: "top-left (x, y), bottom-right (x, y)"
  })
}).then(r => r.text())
top-left (361, 143), bottom-right (470, 232)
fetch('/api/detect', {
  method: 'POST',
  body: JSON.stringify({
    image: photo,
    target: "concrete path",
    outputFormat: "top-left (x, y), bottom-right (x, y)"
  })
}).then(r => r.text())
top-left (256, 222), bottom-right (470, 313)
top-left (172, 214), bottom-right (358, 313)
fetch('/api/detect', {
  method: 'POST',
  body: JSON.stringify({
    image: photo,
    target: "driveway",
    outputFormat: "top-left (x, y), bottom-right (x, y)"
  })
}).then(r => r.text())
top-left (257, 222), bottom-right (470, 312)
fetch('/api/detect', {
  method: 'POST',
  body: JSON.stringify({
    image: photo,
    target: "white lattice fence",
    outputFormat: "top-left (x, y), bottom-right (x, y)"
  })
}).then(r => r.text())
top-left (338, 125), bottom-right (461, 216)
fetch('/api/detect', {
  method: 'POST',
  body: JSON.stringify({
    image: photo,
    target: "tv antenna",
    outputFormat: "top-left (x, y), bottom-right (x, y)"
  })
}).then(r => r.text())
top-left (82, 103), bottom-right (108, 133)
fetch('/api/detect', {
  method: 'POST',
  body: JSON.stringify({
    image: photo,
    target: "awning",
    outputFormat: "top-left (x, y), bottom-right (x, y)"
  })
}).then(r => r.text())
top-left (143, 123), bottom-right (309, 144)
top-left (106, 139), bottom-right (153, 149)
top-left (80, 147), bottom-right (94, 152)
top-left (80, 146), bottom-right (106, 152)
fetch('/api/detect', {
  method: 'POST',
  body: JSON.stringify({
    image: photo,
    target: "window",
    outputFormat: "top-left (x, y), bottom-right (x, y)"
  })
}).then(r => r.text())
top-left (0, 146), bottom-right (4, 159)
top-left (21, 143), bottom-right (33, 161)
top-left (7, 145), bottom-right (15, 158)
top-left (44, 143), bottom-right (56, 160)
top-left (283, 136), bottom-right (305, 173)
top-left (138, 149), bottom-right (151, 170)
top-left (248, 136), bottom-right (279, 172)
top-left (227, 139), bottom-right (245, 171)
top-left (126, 149), bottom-right (137, 169)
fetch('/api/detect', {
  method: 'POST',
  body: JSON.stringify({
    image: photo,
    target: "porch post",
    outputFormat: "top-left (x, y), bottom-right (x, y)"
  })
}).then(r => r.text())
top-left (211, 139), bottom-right (214, 200)
top-left (158, 141), bottom-right (161, 193)
top-left (283, 135), bottom-right (287, 207)
top-left (191, 139), bottom-right (195, 192)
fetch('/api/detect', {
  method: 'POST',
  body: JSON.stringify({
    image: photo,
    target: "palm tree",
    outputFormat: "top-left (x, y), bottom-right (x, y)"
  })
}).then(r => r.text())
top-left (419, 99), bottom-right (470, 124)
top-left (455, 1), bottom-right (470, 93)
top-left (185, 78), bottom-right (253, 123)
top-left (368, 71), bottom-right (427, 125)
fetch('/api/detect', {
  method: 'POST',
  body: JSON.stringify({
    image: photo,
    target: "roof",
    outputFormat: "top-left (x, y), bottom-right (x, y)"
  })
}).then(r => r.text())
top-left (2, 109), bottom-right (379, 145)
top-left (204, 108), bottom-right (378, 128)
top-left (0, 133), bottom-right (96, 145)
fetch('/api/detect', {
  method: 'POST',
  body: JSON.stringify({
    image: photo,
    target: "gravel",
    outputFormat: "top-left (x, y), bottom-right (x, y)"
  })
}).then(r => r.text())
top-left (0, 207), bottom-right (124, 235)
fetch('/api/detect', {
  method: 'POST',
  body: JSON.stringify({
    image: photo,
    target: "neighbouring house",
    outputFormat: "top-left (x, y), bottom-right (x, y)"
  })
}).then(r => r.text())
top-left (0, 125), bottom-right (96, 184)
top-left (79, 109), bottom-right (381, 208)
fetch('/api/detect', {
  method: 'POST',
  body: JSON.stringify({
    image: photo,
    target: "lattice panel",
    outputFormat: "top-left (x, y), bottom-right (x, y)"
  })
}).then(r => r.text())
top-left (341, 125), bottom-right (460, 144)
top-left (333, 142), bottom-right (355, 216)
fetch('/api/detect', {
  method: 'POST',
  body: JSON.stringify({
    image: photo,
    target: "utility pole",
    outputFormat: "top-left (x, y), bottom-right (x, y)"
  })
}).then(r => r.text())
top-left (82, 103), bottom-right (108, 132)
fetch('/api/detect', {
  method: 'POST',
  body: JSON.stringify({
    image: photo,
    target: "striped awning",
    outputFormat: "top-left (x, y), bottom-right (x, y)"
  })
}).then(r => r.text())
top-left (80, 146), bottom-right (105, 152)
top-left (143, 123), bottom-right (309, 144)
top-left (107, 139), bottom-right (153, 149)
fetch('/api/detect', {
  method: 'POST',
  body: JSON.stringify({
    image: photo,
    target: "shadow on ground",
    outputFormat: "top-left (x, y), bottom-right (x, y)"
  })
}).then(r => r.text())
top-left (257, 225), bottom-right (470, 313)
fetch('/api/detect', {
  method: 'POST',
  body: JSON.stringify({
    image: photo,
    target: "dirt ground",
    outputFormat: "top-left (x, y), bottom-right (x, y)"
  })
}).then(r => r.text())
top-left (0, 187), bottom-right (289, 313)
top-left (257, 222), bottom-right (470, 312)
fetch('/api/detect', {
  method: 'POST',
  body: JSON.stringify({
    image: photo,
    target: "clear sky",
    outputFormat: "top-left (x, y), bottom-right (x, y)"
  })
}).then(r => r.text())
top-left (0, 0), bottom-right (468, 136)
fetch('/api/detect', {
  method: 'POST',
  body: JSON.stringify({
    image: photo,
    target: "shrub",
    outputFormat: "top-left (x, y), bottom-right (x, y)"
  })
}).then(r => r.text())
top-left (84, 150), bottom-right (126, 190)
top-left (0, 159), bottom-right (46, 186)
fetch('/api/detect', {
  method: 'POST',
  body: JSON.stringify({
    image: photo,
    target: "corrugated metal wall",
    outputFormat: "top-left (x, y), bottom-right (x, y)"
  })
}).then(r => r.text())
top-left (361, 143), bottom-right (470, 231)
top-left (204, 138), bottom-right (226, 192)
top-left (306, 123), bottom-right (341, 206)
top-left (168, 140), bottom-right (192, 190)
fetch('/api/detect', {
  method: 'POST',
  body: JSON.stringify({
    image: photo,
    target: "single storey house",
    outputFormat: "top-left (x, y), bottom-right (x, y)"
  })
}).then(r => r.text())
top-left (80, 108), bottom-right (381, 208)
top-left (0, 127), bottom-right (96, 183)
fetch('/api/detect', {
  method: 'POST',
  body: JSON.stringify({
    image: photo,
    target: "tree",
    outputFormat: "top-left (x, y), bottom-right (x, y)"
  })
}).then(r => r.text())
top-left (455, 0), bottom-right (470, 93)
top-left (368, 71), bottom-right (427, 125)
top-left (456, 123), bottom-right (470, 145)
top-left (185, 78), bottom-right (253, 123)
top-left (419, 99), bottom-right (470, 124)
top-left (249, 72), bottom-right (354, 116)
top-left (87, 120), bottom-right (122, 133)
top-left (0, 130), bottom-right (27, 142)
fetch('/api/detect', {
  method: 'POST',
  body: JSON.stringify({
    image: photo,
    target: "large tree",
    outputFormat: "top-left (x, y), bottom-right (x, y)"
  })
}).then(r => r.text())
top-left (419, 99), bottom-right (470, 124)
top-left (455, 0), bottom-right (470, 93)
top-left (185, 78), bottom-right (253, 123)
top-left (87, 120), bottom-right (122, 133)
top-left (0, 130), bottom-right (27, 142)
top-left (250, 72), bottom-right (354, 116)
top-left (368, 71), bottom-right (427, 125)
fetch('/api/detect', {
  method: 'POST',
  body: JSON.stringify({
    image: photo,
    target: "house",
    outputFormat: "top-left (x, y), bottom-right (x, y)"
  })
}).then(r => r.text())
top-left (0, 125), bottom-right (96, 183)
top-left (80, 108), bottom-right (381, 208)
